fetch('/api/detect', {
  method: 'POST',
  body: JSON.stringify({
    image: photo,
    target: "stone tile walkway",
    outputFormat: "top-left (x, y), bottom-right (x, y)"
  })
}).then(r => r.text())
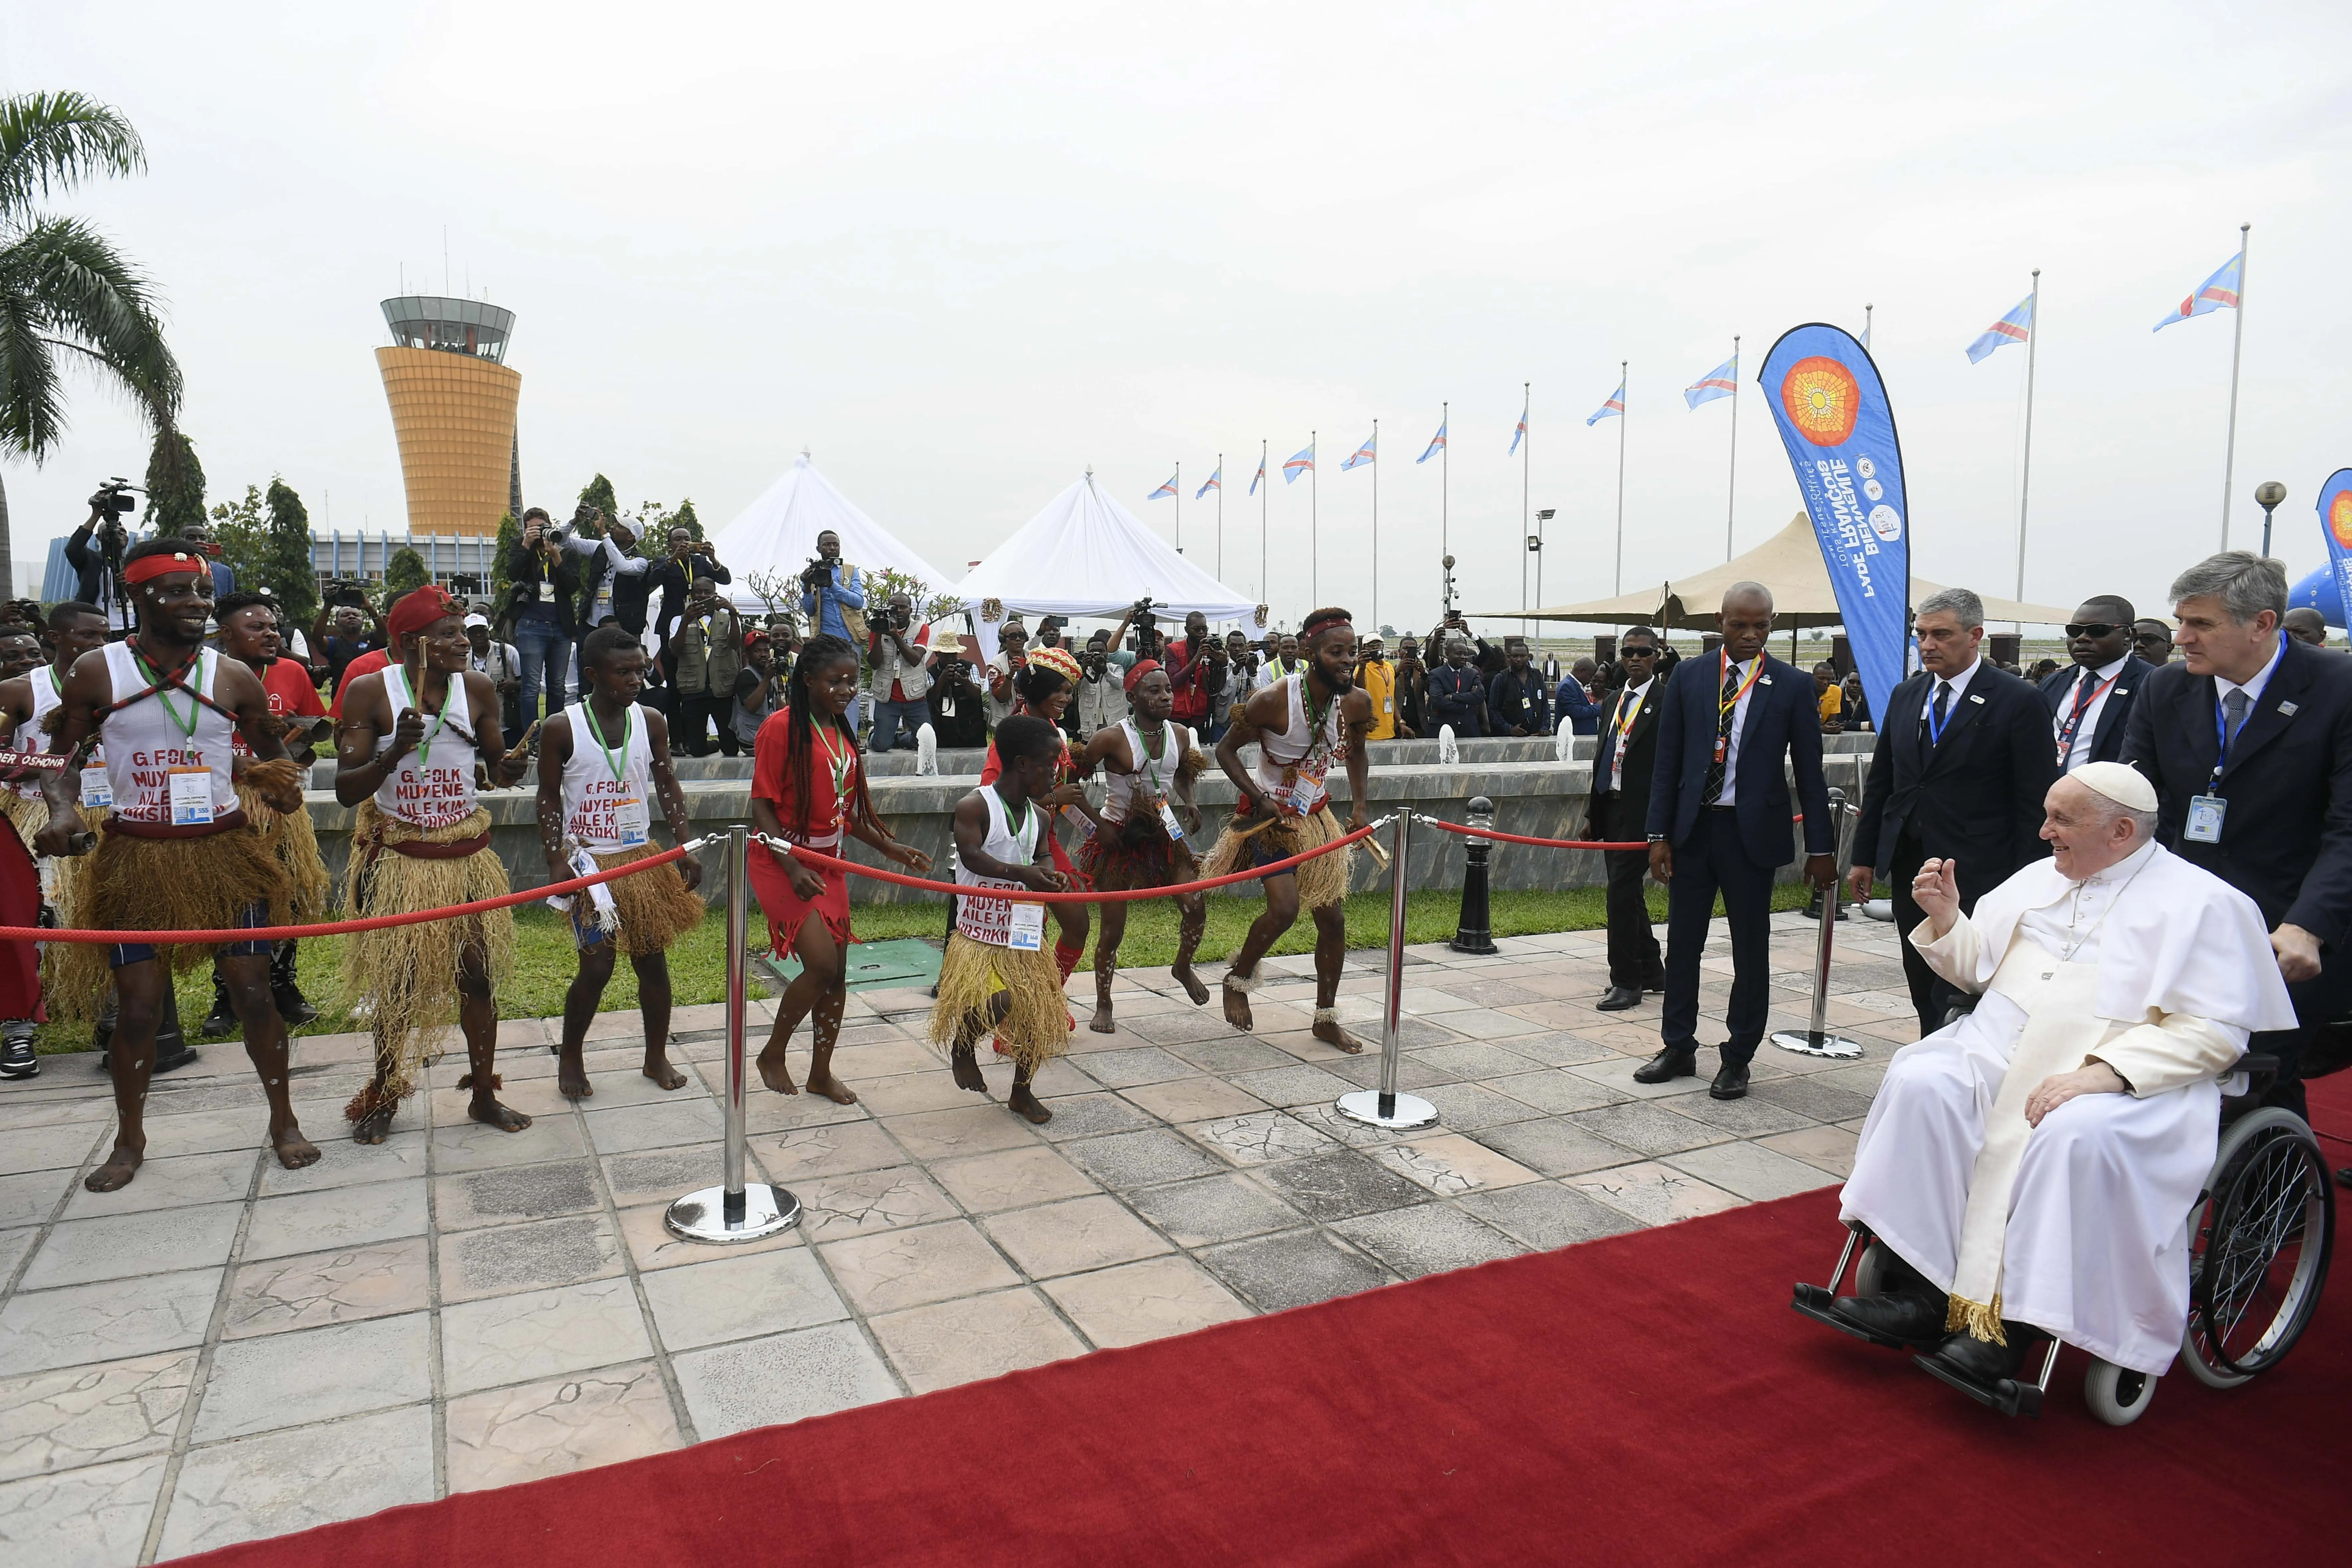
top-left (0, 913), bottom-right (1918, 1565)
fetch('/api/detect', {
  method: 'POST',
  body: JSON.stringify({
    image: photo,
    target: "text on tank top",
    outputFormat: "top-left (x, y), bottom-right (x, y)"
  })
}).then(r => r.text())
top-left (1253, 675), bottom-right (1346, 813)
top-left (1103, 718), bottom-right (1190, 832)
top-left (373, 665), bottom-right (479, 829)
top-left (562, 702), bottom-right (654, 852)
top-left (12, 666), bottom-right (63, 802)
top-left (100, 642), bottom-right (236, 826)
top-left (954, 786), bottom-right (1044, 948)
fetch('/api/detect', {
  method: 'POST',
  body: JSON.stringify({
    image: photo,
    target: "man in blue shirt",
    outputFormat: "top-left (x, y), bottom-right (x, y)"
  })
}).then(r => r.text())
top-left (797, 530), bottom-right (865, 639)
top-left (1554, 656), bottom-right (1601, 735)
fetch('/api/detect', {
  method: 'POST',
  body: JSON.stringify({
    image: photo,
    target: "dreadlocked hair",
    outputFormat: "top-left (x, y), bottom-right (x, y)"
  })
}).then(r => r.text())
top-left (785, 633), bottom-right (887, 840)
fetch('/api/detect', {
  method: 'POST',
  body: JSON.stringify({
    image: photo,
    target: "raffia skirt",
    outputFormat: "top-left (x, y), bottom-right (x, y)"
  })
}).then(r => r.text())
top-left (928, 933), bottom-right (1070, 1070)
top-left (587, 845), bottom-right (705, 956)
top-left (1197, 803), bottom-right (1351, 911)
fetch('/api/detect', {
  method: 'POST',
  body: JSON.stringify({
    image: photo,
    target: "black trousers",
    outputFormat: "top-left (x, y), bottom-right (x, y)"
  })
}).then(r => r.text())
top-left (1661, 807), bottom-right (1777, 1063)
top-left (1593, 794), bottom-right (1663, 989)
top-left (673, 693), bottom-right (738, 757)
top-left (1890, 832), bottom-right (1965, 1036)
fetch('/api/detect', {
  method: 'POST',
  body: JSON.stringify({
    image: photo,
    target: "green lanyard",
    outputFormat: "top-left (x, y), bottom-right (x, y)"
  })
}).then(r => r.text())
top-left (131, 647), bottom-right (202, 743)
top-left (389, 666), bottom-right (451, 768)
top-left (1136, 720), bottom-right (1169, 794)
top-left (578, 701), bottom-right (635, 784)
top-left (1004, 794), bottom-right (1038, 862)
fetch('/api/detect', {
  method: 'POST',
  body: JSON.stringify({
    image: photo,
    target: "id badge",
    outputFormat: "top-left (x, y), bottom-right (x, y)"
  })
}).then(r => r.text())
top-left (167, 766), bottom-right (214, 826)
top-left (1712, 735), bottom-right (1729, 765)
top-left (614, 797), bottom-right (650, 848)
top-left (537, 581), bottom-right (556, 602)
top-left (79, 765), bottom-right (112, 809)
top-left (2184, 794), bottom-right (2227, 844)
top-left (1160, 801), bottom-right (1185, 840)
top-left (1007, 901), bottom-right (1046, 951)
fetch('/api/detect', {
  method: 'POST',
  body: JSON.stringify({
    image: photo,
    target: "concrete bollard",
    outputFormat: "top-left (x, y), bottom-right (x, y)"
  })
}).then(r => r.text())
top-left (1450, 795), bottom-right (1499, 955)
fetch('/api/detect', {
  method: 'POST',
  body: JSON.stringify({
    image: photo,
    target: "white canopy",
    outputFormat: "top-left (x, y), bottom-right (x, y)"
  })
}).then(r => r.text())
top-left (712, 452), bottom-right (956, 615)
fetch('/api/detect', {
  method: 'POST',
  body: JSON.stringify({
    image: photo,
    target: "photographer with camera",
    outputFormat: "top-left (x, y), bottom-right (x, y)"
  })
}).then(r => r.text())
top-left (648, 523), bottom-right (729, 661)
top-left (1392, 634), bottom-right (1428, 738)
top-left (65, 482), bottom-right (143, 633)
top-left (669, 576), bottom-right (747, 756)
top-left (498, 505), bottom-right (588, 722)
top-left (928, 642), bottom-right (989, 749)
top-left (866, 591), bottom-right (937, 753)
top-left (1072, 603), bottom-right (1145, 737)
top-left (986, 617), bottom-right (1029, 729)
top-left (311, 590), bottom-right (387, 697)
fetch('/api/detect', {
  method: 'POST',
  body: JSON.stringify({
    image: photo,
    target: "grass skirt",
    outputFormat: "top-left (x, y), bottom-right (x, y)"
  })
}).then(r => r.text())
top-left (236, 777), bottom-right (331, 920)
top-left (39, 803), bottom-right (108, 1020)
top-left (591, 846), bottom-right (705, 956)
top-left (1198, 804), bottom-right (1351, 911)
top-left (86, 818), bottom-right (294, 985)
top-left (1078, 814), bottom-right (1196, 893)
top-left (0, 788), bottom-right (41, 855)
top-left (338, 801), bottom-right (514, 1117)
top-left (928, 932), bottom-right (1070, 1070)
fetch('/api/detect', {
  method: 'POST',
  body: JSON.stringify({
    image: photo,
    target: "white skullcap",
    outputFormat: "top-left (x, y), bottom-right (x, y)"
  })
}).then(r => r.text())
top-left (2072, 761), bottom-right (2158, 814)
top-left (463, 614), bottom-right (489, 630)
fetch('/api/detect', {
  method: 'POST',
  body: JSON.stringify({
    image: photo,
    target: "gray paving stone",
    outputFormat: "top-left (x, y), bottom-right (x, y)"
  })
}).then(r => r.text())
top-left (0, 1452), bottom-right (169, 1568)
top-left (1331, 1204), bottom-right (1525, 1278)
top-left (1468, 1119), bottom-right (1642, 1178)
top-left (243, 1180), bottom-right (428, 1262)
top-left (0, 1268), bottom-right (222, 1377)
top-left (1662, 1140), bottom-right (1843, 1201)
top-left (1659, 1089), bottom-right (1817, 1137)
top-left (0, 1171), bottom-right (74, 1231)
top-left (1119, 1010), bottom-right (1243, 1047)
top-left (192, 1313), bottom-right (432, 1442)
top-left (1125, 1174), bottom-right (1304, 1247)
top-left (1320, 1053), bottom-right (1457, 1091)
top-left (1479, 1030), bottom-right (1620, 1068)
top-left (1184, 1110), bottom-right (1335, 1167)
top-left (1061, 1129), bottom-right (1225, 1190)
top-left (60, 1150), bottom-right (256, 1220)
top-left (1032, 1093), bottom-right (1161, 1143)
top-left (1747, 1075), bottom-right (1878, 1124)
top-left (1226, 1063), bottom-right (1357, 1109)
top-left (158, 1403), bottom-right (434, 1559)
top-left (1165, 1037), bottom-right (1295, 1075)
top-left (1485, 1070), bottom-right (1626, 1116)
top-left (1196, 1229), bottom-right (1393, 1312)
top-left (1426, 1008), bottom-right (1549, 1042)
top-left (1408, 1041), bottom-right (1543, 1080)
top-left (1252, 1149), bottom-right (1431, 1222)
top-left (433, 1158), bottom-right (602, 1230)
top-left (436, 1213), bottom-right (623, 1302)
top-left (671, 1321), bottom-right (900, 1439)
top-left (1068, 1046), bottom-right (1195, 1089)
top-left (580, 1099), bottom-right (727, 1156)
top-left (1415, 1081), bottom-right (1550, 1131)
top-left (1566, 1100), bottom-right (1735, 1157)
top-left (20, 1203), bottom-right (243, 1291)
top-left (1459, 1181), bottom-right (1647, 1249)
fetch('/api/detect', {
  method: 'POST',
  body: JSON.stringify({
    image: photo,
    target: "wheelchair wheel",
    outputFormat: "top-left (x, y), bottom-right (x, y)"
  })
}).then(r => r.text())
top-left (2181, 1106), bottom-right (2335, 1390)
top-left (2082, 1359), bottom-right (2156, 1426)
top-left (1854, 1240), bottom-right (1896, 1299)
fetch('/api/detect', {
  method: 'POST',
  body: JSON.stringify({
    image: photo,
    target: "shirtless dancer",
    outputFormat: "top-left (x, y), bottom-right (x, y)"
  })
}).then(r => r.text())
top-left (35, 542), bottom-right (316, 1190)
top-left (1074, 660), bottom-right (1208, 1032)
top-left (1201, 607), bottom-right (1375, 1054)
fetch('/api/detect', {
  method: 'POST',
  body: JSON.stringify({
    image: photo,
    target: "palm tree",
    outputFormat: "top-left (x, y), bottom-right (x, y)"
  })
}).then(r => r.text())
top-left (0, 91), bottom-right (181, 599)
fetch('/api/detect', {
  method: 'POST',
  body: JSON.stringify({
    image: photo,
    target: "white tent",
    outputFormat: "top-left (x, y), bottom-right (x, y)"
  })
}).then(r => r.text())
top-left (712, 452), bottom-right (956, 617)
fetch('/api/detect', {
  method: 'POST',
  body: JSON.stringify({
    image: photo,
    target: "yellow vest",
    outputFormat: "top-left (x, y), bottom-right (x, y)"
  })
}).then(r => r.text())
top-left (1360, 659), bottom-right (1398, 741)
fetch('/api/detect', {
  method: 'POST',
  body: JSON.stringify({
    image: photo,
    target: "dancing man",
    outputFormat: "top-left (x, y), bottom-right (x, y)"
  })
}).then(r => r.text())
top-left (334, 585), bottom-right (532, 1143)
top-left (932, 714), bottom-right (1073, 1123)
top-left (1075, 659), bottom-right (1207, 1032)
top-left (977, 644), bottom-right (1100, 1001)
top-left (748, 633), bottom-right (931, 1103)
top-left (1204, 606), bottom-right (1374, 1053)
top-left (538, 626), bottom-right (706, 1100)
top-left (34, 542), bottom-right (315, 1190)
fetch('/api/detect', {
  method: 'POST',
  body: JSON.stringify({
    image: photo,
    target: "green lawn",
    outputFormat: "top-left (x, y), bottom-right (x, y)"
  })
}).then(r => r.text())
top-left (33, 882), bottom-right (1826, 1055)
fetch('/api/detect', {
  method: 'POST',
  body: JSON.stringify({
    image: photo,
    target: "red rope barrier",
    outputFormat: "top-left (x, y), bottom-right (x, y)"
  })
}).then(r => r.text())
top-left (1416, 817), bottom-right (1645, 852)
top-left (775, 821), bottom-right (1381, 905)
top-left (2, 842), bottom-right (697, 945)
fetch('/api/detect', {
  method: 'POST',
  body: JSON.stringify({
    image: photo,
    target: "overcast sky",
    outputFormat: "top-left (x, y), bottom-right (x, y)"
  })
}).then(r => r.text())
top-left (5, 2), bottom-right (2348, 633)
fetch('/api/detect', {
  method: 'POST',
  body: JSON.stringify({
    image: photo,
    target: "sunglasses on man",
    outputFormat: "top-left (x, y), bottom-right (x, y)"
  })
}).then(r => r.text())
top-left (2064, 622), bottom-right (2124, 640)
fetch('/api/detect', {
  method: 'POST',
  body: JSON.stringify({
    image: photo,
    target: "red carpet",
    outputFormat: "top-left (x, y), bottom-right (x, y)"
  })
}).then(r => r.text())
top-left (187, 1084), bottom-right (2351, 1568)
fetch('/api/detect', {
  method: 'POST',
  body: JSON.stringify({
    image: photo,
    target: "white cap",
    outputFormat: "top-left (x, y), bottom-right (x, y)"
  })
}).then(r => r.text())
top-left (463, 614), bottom-right (489, 630)
top-left (2072, 760), bottom-right (2158, 814)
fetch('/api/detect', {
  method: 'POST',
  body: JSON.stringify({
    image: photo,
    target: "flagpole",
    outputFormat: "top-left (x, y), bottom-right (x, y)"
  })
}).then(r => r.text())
top-left (1613, 360), bottom-right (1628, 598)
top-left (1370, 419), bottom-right (1380, 633)
top-left (1216, 451), bottom-right (1224, 581)
top-left (1724, 335), bottom-right (1740, 562)
top-left (1259, 440), bottom-right (1268, 609)
top-left (2015, 269), bottom-right (2040, 607)
top-left (1864, 304), bottom-right (1873, 346)
top-left (1311, 429), bottom-right (1319, 609)
top-left (1520, 380), bottom-right (1530, 642)
top-left (1175, 462), bottom-right (1181, 554)
top-left (2221, 221), bottom-right (2250, 551)
top-left (1440, 400), bottom-right (1450, 561)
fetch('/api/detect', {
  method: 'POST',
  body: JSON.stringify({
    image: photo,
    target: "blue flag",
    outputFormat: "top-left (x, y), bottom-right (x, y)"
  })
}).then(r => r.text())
top-left (1249, 455), bottom-right (1266, 496)
top-left (1341, 431), bottom-right (1376, 471)
top-left (1418, 422), bottom-right (1446, 463)
top-left (1757, 324), bottom-right (1910, 723)
top-left (2320, 470), bottom-right (2352, 636)
top-left (1195, 465), bottom-right (1221, 499)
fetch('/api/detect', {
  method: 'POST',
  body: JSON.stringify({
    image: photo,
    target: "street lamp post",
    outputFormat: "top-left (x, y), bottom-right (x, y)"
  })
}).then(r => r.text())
top-left (2256, 481), bottom-right (2287, 558)
top-left (1531, 508), bottom-right (1555, 655)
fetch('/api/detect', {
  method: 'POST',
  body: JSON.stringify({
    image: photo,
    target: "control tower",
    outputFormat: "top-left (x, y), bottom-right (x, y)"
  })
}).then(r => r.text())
top-left (376, 296), bottom-right (522, 538)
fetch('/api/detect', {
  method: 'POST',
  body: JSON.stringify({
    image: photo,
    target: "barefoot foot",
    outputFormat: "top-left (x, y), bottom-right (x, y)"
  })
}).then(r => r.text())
top-left (271, 1124), bottom-right (322, 1170)
top-left (1173, 964), bottom-right (1210, 1006)
top-left (1312, 1016), bottom-right (1366, 1054)
top-left (950, 1047), bottom-right (987, 1092)
top-left (642, 1054), bottom-right (688, 1091)
top-left (1007, 1084), bottom-right (1052, 1124)
top-left (1088, 994), bottom-right (1117, 1034)
top-left (351, 1106), bottom-right (396, 1145)
top-left (469, 1096), bottom-right (532, 1133)
top-left (1222, 981), bottom-right (1254, 1032)
top-left (804, 1070), bottom-right (860, 1106)
top-left (84, 1144), bottom-right (143, 1192)
top-left (755, 1047), bottom-right (800, 1095)
top-left (558, 1056), bottom-right (592, 1099)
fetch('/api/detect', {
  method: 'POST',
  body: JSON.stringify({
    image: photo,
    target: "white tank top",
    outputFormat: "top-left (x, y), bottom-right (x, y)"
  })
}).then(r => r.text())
top-left (1102, 718), bottom-right (1192, 824)
top-left (100, 642), bottom-right (236, 826)
top-left (372, 665), bottom-right (480, 829)
top-left (1252, 674), bottom-right (1347, 812)
top-left (560, 702), bottom-right (655, 852)
top-left (10, 665), bottom-right (66, 802)
top-left (954, 785), bottom-right (1043, 946)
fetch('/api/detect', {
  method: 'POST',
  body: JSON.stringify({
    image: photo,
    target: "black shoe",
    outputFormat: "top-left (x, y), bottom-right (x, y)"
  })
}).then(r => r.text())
top-left (1831, 1291), bottom-right (1947, 1344)
top-left (0, 1030), bottom-right (36, 1080)
top-left (1710, 1059), bottom-right (1751, 1099)
top-left (200, 990), bottom-right (237, 1038)
top-left (273, 988), bottom-right (318, 1026)
top-left (1921, 1324), bottom-right (2035, 1387)
top-left (1632, 1046), bottom-right (1697, 1084)
top-left (1642, 976), bottom-right (1666, 995)
top-left (1596, 985), bottom-right (1643, 1011)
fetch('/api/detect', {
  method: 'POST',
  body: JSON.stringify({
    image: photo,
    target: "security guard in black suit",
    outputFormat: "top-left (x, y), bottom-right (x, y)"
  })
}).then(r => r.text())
top-left (2040, 594), bottom-right (2156, 772)
top-left (1587, 626), bottom-right (1668, 1010)
top-left (1849, 588), bottom-right (2058, 1034)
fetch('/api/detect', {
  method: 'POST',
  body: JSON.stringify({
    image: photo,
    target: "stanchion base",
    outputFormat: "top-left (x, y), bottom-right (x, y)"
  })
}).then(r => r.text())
top-left (1334, 1089), bottom-right (1439, 1130)
top-left (663, 1183), bottom-right (801, 1243)
top-left (1769, 1029), bottom-right (1865, 1061)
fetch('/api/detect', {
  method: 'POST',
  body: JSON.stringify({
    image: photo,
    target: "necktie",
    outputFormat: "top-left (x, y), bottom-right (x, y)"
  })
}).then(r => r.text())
top-left (1701, 663), bottom-right (1740, 805)
top-left (2222, 688), bottom-right (2249, 760)
top-left (2059, 671), bottom-right (2100, 765)
top-left (1927, 680), bottom-right (1952, 745)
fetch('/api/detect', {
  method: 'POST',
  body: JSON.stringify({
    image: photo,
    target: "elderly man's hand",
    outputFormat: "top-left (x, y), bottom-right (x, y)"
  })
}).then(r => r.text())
top-left (2272, 923), bottom-right (2322, 984)
top-left (2025, 1061), bottom-right (2129, 1127)
top-left (1911, 857), bottom-right (1960, 938)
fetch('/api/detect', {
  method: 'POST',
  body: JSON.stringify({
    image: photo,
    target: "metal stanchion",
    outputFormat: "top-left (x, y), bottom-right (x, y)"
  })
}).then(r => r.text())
top-left (1338, 811), bottom-right (1439, 1129)
top-left (1770, 789), bottom-right (1864, 1061)
top-left (1449, 795), bottom-right (1498, 955)
top-left (666, 823), bottom-right (801, 1242)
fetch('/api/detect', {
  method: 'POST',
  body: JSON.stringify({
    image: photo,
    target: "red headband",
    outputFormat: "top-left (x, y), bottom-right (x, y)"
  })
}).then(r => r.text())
top-left (1301, 611), bottom-right (1353, 642)
top-left (387, 585), bottom-right (461, 653)
top-left (123, 552), bottom-right (206, 587)
top-left (1123, 658), bottom-right (1163, 694)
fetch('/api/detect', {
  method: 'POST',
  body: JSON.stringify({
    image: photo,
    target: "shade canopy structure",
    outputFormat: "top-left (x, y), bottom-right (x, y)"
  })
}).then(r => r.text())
top-left (955, 469), bottom-right (1260, 625)
top-left (712, 453), bottom-right (957, 616)
top-left (1480, 512), bottom-right (2078, 630)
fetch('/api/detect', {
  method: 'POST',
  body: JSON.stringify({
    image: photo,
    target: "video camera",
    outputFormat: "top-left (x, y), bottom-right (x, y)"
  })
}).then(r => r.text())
top-left (799, 554), bottom-right (832, 588)
top-left (89, 479), bottom-right (140, 533)
top-left (321, 579), bottom-right (372, 611)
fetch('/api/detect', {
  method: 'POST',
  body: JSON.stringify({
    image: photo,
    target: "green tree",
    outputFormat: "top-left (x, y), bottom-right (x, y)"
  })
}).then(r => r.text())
top-left (673, 497), bottom-right (701, 540)
top-left (384, 545), bottom-right (427, 595)
top-left (206, 482), bottom-right (266, 588)
top-left (489, 510), bottom-right (518, 603)
top-left (577, 473), bottom-right (617, 521)
top-left (262, 478), bottom-right (316, 623)
top-left (0, 92), bottom-right (181, 595)
top-left (144, 428), bottom-right (204, 537)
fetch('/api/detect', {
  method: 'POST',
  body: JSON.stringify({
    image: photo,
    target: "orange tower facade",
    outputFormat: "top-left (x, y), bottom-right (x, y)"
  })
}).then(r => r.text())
top-left (376, 296), bottom-right (521, 538)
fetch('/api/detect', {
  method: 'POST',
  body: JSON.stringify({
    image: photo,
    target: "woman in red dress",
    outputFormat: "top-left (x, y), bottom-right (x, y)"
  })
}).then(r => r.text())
top-left (749, 635), bottom-right (929, 1103)
top-left (977, 644), bottom-right (1100, 989)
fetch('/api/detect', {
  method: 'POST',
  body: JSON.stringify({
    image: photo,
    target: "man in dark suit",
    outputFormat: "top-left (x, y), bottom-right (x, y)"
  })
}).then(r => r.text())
top-left (1640, 584), bottom-right (1836, 1099)
top-left (2122, 552), bottom-right (2352, 1117)
top-left (1849, 587), bottom-right (2057, 1034)
top-left (2040, 594), bottom-right (2155, 773)
top-left (1589, 626), bottom-right (1668, 1010)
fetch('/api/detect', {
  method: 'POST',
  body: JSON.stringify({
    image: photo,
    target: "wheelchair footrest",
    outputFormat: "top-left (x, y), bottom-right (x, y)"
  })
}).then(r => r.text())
top-left (1791, 1285), bottom-right (1931, 1351)
top-left (1913, 1353), bottom-right (2043, 1420)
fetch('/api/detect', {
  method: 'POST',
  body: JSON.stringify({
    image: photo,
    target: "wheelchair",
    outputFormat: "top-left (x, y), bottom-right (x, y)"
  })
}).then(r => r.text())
top-left (1792, 1053), bottom-right (2335, 1425)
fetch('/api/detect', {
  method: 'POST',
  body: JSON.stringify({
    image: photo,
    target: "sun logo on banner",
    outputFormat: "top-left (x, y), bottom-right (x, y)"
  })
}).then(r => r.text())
top-left (2331, 490), bottom-right (2352, 550)
top-left (1780, 356), bottom-right (1861, 447)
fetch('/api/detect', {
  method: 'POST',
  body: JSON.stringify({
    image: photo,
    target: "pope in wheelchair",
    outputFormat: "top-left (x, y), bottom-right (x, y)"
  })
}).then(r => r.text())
top-left (1821, 762), bottom-right (2299, 1405)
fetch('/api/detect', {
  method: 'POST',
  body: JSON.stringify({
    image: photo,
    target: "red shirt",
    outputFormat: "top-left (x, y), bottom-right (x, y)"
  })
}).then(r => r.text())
top-left (752, 709), bottom-right (860, 841)
top-left (263, 657), bottom-right (327, 721)
top-left (330, 648), bottom-right (391, 718)
top-left (1163, 638), bottom-right (1210, 724)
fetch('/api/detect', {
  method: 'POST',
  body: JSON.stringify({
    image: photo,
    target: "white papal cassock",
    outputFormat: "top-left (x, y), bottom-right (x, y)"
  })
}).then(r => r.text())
top-left (1840, 839), bottom-right (2296, 1375)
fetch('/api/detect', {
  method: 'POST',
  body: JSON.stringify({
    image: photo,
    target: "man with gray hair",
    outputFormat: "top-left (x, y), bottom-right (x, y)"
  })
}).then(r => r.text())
top-left (2122, 550), bottom-right (2352, 1117)
top-left (1851, 586), bottom-right (2059, 1033)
